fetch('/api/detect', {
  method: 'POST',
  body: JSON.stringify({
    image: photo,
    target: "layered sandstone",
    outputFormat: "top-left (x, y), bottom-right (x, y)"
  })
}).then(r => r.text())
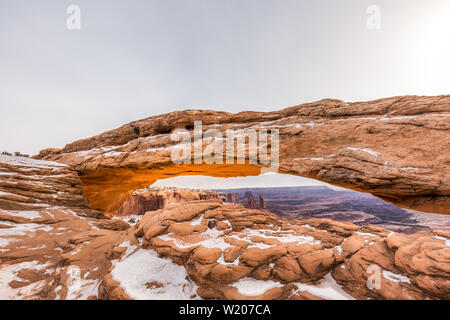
top-left (35, 95), bottom-right (450, 214)
top-left (0, 155), bottom-right (129, 299)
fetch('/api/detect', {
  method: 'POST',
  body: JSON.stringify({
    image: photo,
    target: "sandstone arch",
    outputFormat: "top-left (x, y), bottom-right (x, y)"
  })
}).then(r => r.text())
top-left (35, 95), bottom-right (450, 215)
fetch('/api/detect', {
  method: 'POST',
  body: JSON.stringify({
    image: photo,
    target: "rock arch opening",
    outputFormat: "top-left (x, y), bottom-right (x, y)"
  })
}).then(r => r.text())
top-left (79, 163), bottom-right (261, 215)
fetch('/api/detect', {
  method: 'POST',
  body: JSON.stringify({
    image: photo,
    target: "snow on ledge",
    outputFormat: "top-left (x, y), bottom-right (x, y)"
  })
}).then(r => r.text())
top-left (346, 147), bottom-right (380, 157)
top-left (293, 273), bottom-right (355, 300)
top-left (0, 155), bottom-right (67, 169)
top-left (111, 248), bottom-right (199, 300)
top-left (232, 278), bottom-right (283, 296)
top-left (382, 270), bottom-right (411, 284)
top-left (433, 235), bottom-right (450, 246)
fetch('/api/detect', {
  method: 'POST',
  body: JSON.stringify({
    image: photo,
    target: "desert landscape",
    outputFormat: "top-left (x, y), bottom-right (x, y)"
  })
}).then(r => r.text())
top-left (0, 95), bottom-right (449, 300)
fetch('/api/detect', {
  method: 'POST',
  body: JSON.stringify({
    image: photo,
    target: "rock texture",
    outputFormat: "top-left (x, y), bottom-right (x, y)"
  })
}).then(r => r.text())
top-left (2, 94), bottom-right (449, 300)
top-left (0, 155), bottom-right (129, 299)
top-left (35, 95), bottom-right (450, 214)
top-left (0, 155), bottom-right (448, 300)
top-left (101, 199), bottom-right (450, 300)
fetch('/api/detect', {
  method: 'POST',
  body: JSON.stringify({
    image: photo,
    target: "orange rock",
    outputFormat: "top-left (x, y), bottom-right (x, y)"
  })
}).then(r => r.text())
top-left (193, 247), bottom-right (222, 264)
top-left (223, 247), bottom-right (243, 262)
top-left (240, 246), bottom-right (287, 267)
top-left (297, 250), bottom-right (335, 277)
top-left (209, 264), bottom-right (252, 283)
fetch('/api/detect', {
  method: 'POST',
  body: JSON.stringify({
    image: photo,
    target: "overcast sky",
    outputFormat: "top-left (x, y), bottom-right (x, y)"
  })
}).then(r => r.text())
top-left (1, 0), bottom-right (449, 155)
top-left (151, 172), bottom-right (349, 190)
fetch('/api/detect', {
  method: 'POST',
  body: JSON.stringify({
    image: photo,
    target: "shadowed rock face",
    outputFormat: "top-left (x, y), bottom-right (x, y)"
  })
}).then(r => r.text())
top-left (35, 95), bottom-right (450, 214)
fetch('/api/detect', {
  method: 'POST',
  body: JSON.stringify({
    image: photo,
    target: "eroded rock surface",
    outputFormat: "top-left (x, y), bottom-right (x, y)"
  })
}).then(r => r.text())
top-left (1, 156), bottom-right (448, 300)
top-left (0, 155), bottom-right (129, 299)
top-left (35, 95), bottom-right (450, 214)
top-left (115, 186), bottom-right (223, 216)
top-left (101, 200), bottom-right (450, 300)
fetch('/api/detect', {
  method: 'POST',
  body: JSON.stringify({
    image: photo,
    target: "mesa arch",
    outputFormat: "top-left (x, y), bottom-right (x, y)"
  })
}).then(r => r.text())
top-left (35, 95), bottom-right (450, 215)
top-left (79, 163), bottom-right (261, 215)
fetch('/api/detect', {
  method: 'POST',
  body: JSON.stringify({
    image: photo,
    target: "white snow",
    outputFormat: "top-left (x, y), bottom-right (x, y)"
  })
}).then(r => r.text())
top-left (433, 235), bottom-right (450, 246)
top-left (400, 166), bottom-right (422, 171)
top-left (0, 155), bottom-right (67, 169)
top-left (159, 227), bottom-right (233, 250)
top-left (118, 240), bottom-right (138, 257)
top-left (232, 228), bottom-right (321, 246)
top-left (0, 261), bottom-right (50, 299)
top-left (0, 221), bottom-right (53, 240)
top-left (346, 147), bottom-right (380, 157)
top-left (190, 214), bottom-right (204, 226)
top-left (111, 248), bottom-right (199, 300)
top-left (0, 210), bottom-right (42, 220)
top-left (356, 231), bottom-right (379, 238)
top-left (232, 278), bottom-right (283, 296)
top-left (28, 244), bottom-right (47, 251)
top-left (65, 265), bottom-right (98, 300)
top-left (382, 270), bottom-right (411, 284)
top-left (292, 273), bottom-right (355, 300)
top-left (380, 115), bottom-right (419, 121)
top-left (217, 252), bottom-right (240, 266)
top-left (102, 151), bottom-right (124, 158)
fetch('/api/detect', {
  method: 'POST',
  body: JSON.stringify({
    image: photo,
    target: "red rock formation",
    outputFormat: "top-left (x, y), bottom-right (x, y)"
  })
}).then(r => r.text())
top-left (35, 95), bottom-right (450, 214)
top-left (115, 186), bottom-right (221, 216)
top-left (259, 194), bottom-right (266, 210)
top-left (243, 192), bottom-right (265, 210)
top-left (244, 191), bottom-right (257, 209)
top-left (220, 192), bottom-right (240, 204)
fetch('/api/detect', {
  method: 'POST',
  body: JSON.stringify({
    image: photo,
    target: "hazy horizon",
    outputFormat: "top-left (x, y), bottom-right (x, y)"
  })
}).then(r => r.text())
top-left (1, 0), bottom-right (450, 155)
top-left (151, 173), bottom-right (349, 191)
